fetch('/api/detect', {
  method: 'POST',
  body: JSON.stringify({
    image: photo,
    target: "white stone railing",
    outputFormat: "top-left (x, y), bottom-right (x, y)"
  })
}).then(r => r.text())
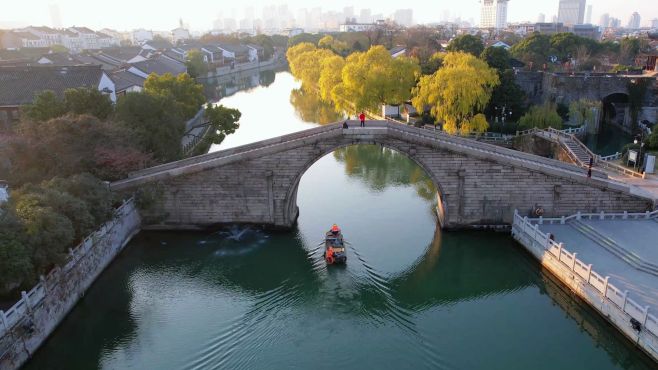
top-left (0, 198), bottom-right (139, 339)
top-left (513, 210), bottom-right (658, 339)
top-left (525, 209), bottom-right (658, 225)
top-left (599, 152), bottom-right (622, 162)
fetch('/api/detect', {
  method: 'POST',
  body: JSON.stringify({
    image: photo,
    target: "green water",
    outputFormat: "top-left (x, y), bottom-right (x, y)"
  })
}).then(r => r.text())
top-left (22, 72), bottom-right (657, 370)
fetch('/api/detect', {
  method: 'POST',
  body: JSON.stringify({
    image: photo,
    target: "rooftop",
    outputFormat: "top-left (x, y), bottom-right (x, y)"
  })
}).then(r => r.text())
top-left (0, 65), bottom-right (105, 106)
top-left (111, 69), bottom-right (146, 91)
top-left (130, 56), bottom-right (186, 76)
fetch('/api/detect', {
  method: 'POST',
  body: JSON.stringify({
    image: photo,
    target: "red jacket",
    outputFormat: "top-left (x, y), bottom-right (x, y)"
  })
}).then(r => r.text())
top-left (359, 113), bottom-right (366, 121)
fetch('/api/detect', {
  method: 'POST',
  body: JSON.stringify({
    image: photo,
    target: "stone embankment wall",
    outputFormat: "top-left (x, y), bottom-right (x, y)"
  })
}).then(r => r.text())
top-left (0, 199), bottom-right (141, 370)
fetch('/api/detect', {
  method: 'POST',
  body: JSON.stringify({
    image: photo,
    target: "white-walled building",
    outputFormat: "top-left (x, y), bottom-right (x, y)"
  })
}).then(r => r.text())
top-left (171, 27), bottom-right (190, 44)
top-left (339, 23), bottom-right (376, 32)
top-left (480, 0), bottom-right (509, 29)
top-left (132, 29), bottom-right (154, 44)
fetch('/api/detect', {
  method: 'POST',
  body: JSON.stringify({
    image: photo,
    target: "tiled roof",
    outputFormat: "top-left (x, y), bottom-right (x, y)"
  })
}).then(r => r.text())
top-left (27, 26), bottom-right (59, 34)
top-left (69, 27), bottom-right (96, 34)
top-left (11, 31), bottom-right (41, 40)
top-left (0, 65), bottom-right (105, 106)
top-left (216, 43), bottom-right (249, 54)
top-left (130, 56), bottom-right (186, 76)
top-left (98, 47), bottom-right (143, 63)
top-left (111, 69), bottom-right (146, 91)
top-left (74, 54), bottom-right (117, 70)
top-left (38, 52), bottom-right (81, 65)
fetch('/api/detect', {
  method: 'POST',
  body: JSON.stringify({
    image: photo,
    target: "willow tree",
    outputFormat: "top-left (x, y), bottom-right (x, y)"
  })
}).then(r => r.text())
top-left (318, 55), bottom-right (345, 102)
top-left (412, 52), bottom-right (499, 135)
top-left (332, 46), bottom-right (420, 114)
top-left (286, 43), bottom-right (336, 90)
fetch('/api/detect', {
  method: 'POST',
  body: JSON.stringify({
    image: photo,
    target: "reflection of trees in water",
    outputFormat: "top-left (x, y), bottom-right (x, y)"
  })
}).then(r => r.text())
top-left (289, 88), bottom-right (344, 125)
top-left (333, 145), bottom-right (437, 202)
top-left (260, 70), bottom-right (276, 87)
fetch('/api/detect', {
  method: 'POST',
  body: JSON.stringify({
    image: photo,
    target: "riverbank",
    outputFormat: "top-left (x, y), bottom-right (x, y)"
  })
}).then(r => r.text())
top-left (0, 200), bottom-right (141, 370)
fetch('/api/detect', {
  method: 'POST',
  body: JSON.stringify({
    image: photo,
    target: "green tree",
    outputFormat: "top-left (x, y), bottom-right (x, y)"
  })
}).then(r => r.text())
top-left (143, 73), bottom-right (205, 120)
top-left (569, 100), bottom-right (600, 127)
top-left (203, 104), bottom-right (241, 145)
top-left (63, 88), bottom-right (114, 120)
top-left (420, 52), bottom-right (445, 75)
top-left (412, 52), bottom-right (499, 135)
top-left (481, 46), bottom-right (511, 72)
top-left (11, 191), bottom-right (75, 272)
top-left (185, 49), bottom-right (208, 79)
top-left (21, 90), bottom-right (66, 122)
top-left (510, 33), bottom-right (551, 68)
top-left (0, 213), bottom-right (33, 294)
top-left (115, 93), bottom-right (184, 162)
top-left (333, 46), bottom-right (420, 113)
top-left (518, 104), bottom-right (563, 130)
top-left (485, 70), bottom-right (526, 122)
top-left (447, 35), bottom-right (485, 56)
top-left (47, 173), bottom-right (115, 226)
top-left (3, 115), bottom-right (150, 185)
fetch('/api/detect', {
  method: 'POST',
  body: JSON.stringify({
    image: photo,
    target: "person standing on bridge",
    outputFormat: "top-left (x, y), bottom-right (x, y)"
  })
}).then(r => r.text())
top-left (359, 112), bottom-right (366, 127)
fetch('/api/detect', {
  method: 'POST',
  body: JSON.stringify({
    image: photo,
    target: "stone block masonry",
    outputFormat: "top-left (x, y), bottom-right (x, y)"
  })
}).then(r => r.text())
top-left (0, 199), bottom-right (141, 370)
top-left (112, 122), bottom-right (654, 231)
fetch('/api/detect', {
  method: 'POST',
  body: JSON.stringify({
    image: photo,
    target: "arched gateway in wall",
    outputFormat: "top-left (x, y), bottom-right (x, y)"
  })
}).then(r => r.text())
top-left (110, 122), bottom-right (652, 230)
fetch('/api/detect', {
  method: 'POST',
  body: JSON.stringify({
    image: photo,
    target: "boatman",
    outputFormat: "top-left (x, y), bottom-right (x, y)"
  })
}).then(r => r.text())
top-left (331, 224), bottom-right (340, 234)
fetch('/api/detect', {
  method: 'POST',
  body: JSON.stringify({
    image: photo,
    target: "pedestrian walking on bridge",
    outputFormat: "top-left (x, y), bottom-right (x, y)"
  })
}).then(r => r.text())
top-left (359, 112), bottom-right (366, 127)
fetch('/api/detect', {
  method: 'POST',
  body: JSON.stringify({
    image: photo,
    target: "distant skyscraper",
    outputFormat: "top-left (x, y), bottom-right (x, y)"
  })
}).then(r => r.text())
top-left (49, 4), bottom-right (62, 28)
top-left (610, 18), bottom-right (621, 28)
top-left (557, 0), bottom-right (586, 26)
top-left (599, 13), bottom-right (610, 28)
top-left (480, 0), bottom-right (509, 29)
top-left (585, 5), bottom-right (592, 24)
top-left (394, 9), bottom-right (413, 27)
top-left (359, 9), bottom-right (372, 23)
top-left (627, 12), bottom-right (641, 29)
top-left (538, 13), bottom-right (546, 23)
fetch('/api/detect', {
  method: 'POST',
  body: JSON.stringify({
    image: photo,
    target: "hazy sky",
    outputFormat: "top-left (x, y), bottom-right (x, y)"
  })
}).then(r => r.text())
top-left (4, 0), bottom-right (658, 31)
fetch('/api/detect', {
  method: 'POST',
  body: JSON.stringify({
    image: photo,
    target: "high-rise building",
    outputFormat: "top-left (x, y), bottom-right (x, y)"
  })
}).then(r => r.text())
top-left (480, 0), bottom-right (509, 29)
top-left (599, 13), bottom-right (610, 28)
top-left (394, 9), bottom-right (413, 27)
top-left (627, 12), bottom-right (641, 29)
top-left (537, 13), bottom-right (546, 23)
top-left (557, 0), bottom-right (586, 26)
top-left (610, 17), bottom-right (621, 28)
top-left (585, 5), bottom-right (592, 24)
top-left (49, 4), bottom-right (62, 28)
top-left (359, 9), bottom-right (372, 24)
top-left (652, 19), bottom-right (658, 29)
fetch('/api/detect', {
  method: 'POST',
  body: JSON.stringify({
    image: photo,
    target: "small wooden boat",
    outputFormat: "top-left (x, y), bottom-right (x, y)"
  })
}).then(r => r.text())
top-left (325, 224), bottom-right (347, 265)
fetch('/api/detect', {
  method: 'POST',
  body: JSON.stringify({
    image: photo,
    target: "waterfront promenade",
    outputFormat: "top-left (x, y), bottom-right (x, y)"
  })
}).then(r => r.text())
top-left (513, 211), bottom-right (658, 362)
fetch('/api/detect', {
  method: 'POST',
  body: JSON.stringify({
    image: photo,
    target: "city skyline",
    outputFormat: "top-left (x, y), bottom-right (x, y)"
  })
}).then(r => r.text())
top-left (3, 0), bottom-right (658, 31)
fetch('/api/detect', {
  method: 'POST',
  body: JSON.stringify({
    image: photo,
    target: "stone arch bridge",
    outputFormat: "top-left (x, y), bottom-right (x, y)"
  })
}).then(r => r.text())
top-left (110, 122), bottom-right (653, 230)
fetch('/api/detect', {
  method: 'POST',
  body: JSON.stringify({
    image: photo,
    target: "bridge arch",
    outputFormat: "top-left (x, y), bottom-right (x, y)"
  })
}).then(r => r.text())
top-left (601, 92), bottom-right (630, 130)
top-left (281, 141), bottom-right (448, 228)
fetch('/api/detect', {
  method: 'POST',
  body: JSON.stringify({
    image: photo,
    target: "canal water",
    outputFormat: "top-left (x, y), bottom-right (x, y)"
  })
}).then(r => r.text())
top-left (23, 71), bottom-right (656, 370)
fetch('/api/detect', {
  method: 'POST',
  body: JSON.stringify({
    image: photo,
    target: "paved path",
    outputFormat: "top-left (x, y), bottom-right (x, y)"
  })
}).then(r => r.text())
top-left (539, 220), bottom-right (658, 313)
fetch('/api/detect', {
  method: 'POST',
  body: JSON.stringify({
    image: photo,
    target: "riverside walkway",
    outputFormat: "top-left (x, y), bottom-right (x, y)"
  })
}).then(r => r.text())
top-left (513, 210), bottom-right (658, 361)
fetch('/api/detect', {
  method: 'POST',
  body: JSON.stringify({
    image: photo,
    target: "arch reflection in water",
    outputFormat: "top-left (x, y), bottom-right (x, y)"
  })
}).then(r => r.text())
top-left (22, 145), bottom-right (657, 370)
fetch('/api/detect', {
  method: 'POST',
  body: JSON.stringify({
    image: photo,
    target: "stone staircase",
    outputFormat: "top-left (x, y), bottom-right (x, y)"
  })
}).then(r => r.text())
top-left (563, 138), bottom-right (593, 166)
top-left (569, 220), bottom-right (658, 276)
